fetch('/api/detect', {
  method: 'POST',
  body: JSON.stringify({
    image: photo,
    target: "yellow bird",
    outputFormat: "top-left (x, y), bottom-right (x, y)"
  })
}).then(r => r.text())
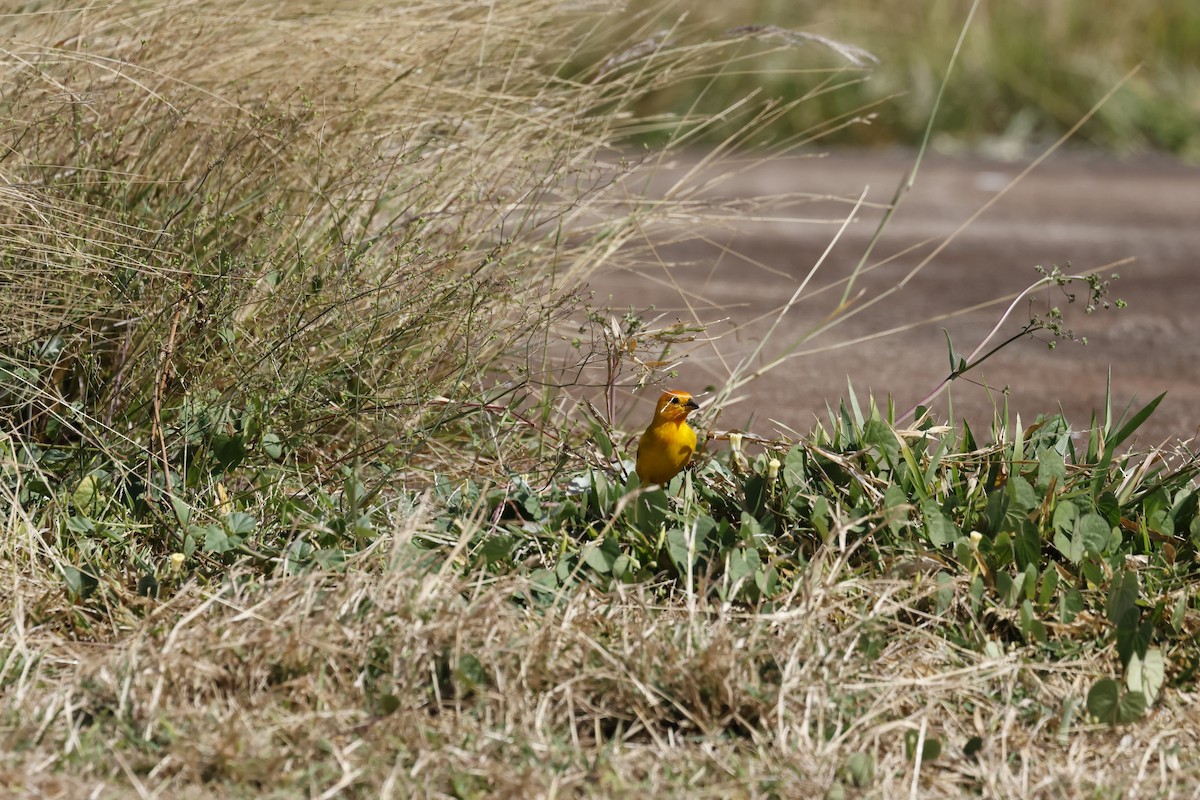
top-left (635, 390), bottom-right (700, 486)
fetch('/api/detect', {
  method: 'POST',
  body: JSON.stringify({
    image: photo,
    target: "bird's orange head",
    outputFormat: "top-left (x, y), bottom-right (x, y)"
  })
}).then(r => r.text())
top-left (653, 390), bottom-right (700, 422)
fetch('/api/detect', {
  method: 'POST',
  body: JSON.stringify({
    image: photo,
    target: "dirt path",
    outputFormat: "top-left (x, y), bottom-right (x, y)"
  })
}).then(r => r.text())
top-left (590, 149), bottom-right (1200, 448)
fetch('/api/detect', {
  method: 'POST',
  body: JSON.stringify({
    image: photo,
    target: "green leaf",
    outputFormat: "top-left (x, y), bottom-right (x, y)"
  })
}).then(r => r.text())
top-left (993, 568), bottom-right (1012, 606)
top-left (1052, 500), bottom-right (1079, 534)
top-left (200, 525), bottom-right (233, 554)
top-left (590, 422), bottom-right (613, 458)
top-left (225, 511), bottom-right (257, 536)
top-left (521, 491), bottom-right (543, 519)
top-left (262, 432), bottom-right (284, 459)
top-left (992, 531), bottom-right (1013, 568)
top-left (72, 473), bottom-right (103, 515)
top-left (943, 328), bottom-right (958, 373)
top-left (1171, 593), bottom-right (1187, 633)
top-left (738, 511), bottom-right (764, 543)
top-left (665, 528), bottom-right (695, 573)
top-left (628, 488), bottom-right (668, 531)
top-left (1037, 565), bottom-right (1059, 608)
top-left (582, 537), bottom-right (619, 574)
top-left (1013, 520), bottom-right (1041, 569)
top-left (1087, 679), bottom-right (1147, 725)
top-left (377, 693), bottom-right (401, 716)
top-left (1052, 501), bottom-right (1081, 561)
top-left (591, 469), bottom-right (610, 514)
top-left (1056, 697), bottom-right (1078, 746)
top-left (478, 534), bottom-right (512, 566)
top-left (1107, 392), bottom-right (1166, 454)
top-left (529, 568), bottom-right (557, 594)
top-left (1076, 513), bottom-right (1111, 557)
top-left (1052, 529), bottom-right (1079, 563)
top-left (982, 487), bottom-right (1007, 534)
top-left (754, 565), bottom-right (778, 597)
top-left (743, 474), bottom-right (768, 516)
top-left (1006, 476), bottom-right (1037, 513)
top-left (352, 514), bottom-right (373, 541)
top-left (844, 385), bottom-right (864, 430)
top-left (884, 484), bottom-right (908, 535)
top-left (61, 565), bottom-right (98, 600)
top-left (1060, 588), bottom-right (1084, 623)
top-left (1126, 648), bottom-right (1165, 705)
top-left (65, 515), bottom-right (95, 534)
top-left (919, 437), bottom-right (947, 497)
top-left (1086, 679), bottom-right (1120, 723)
top-left (183, 528), bottom-right (197, 558)
top-left (970, 575), bottom-right (985, 606)
top-left (1036, 448), bottom-right (1066, 490)
top-left (170, 494), bottom-right (193, 528)
top-left (1116, 612), bottom-right (1153, 669)
top-left (783, 445), bottom-right (807, 488)
top-left (862, 418), bottom-right (899, 464)
top-left (1106, 570), bottom-right (1139, 624)
top-left (923, 501), bottom-right (957, 547)
top-left (1022, 563), bottom-right (1039, 601)
top-left (1117, 691), bottom-right (1147, 723)
top-left (212, 434), bottom-right (246, 473)
top-left (1020, 600), bottom-right (1047, 643)
top-left (728, 548), bottom-right (760, 585)
top-left (137, 573), bottom-right (159, 598)
top-left (904, 730), bottom-right (942, 762)
top-left (811, 496), bottom-right (830, 540)
top-left (1096, 491), bottom-right (1121, 527)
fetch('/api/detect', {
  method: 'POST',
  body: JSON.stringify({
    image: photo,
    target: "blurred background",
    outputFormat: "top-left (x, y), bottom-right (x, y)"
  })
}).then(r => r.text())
top-left (577, 0), bottom-right (1200, 444)
top-left (589, 0), bottom-right (1200, 157)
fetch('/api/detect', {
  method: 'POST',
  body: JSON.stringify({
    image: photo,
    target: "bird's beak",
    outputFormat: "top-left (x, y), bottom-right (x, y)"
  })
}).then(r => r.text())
top-left (685, 398), bottom-right (699, 411)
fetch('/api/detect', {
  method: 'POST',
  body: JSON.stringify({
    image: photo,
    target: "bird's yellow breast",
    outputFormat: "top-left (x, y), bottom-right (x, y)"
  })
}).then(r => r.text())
top-left (635, 390), bottom-right (700, 486)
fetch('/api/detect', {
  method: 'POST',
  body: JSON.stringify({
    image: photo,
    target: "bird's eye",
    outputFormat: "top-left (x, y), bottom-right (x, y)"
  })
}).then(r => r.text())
top-left (669, 397), bottom-right (679, 404)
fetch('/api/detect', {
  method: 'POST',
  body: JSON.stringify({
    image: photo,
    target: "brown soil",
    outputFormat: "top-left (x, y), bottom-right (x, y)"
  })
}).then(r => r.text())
top-left (590, 148), bottom-right (1200, 448)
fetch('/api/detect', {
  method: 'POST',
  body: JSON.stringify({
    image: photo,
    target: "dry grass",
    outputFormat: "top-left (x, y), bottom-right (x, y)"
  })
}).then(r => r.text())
top-left (0, 0), bottom-right (683, 480)
top-left (5, 532), bottom-right (1200, 798)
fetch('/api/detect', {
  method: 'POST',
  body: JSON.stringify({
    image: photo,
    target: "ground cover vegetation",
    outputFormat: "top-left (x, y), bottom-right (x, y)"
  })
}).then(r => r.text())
top-left (1, 1), bottom-right (1198, 797)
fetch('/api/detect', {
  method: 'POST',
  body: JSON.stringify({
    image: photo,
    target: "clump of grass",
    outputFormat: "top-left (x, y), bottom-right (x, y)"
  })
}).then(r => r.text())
top-left (1, 1), bottom-right (601, 469)
top-left (1, 0), bottom-right (814, 586)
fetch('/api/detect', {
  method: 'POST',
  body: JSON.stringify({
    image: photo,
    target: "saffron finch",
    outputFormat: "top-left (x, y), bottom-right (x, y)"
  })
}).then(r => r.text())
top-left (635, 390), bottom-right (700, 486)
